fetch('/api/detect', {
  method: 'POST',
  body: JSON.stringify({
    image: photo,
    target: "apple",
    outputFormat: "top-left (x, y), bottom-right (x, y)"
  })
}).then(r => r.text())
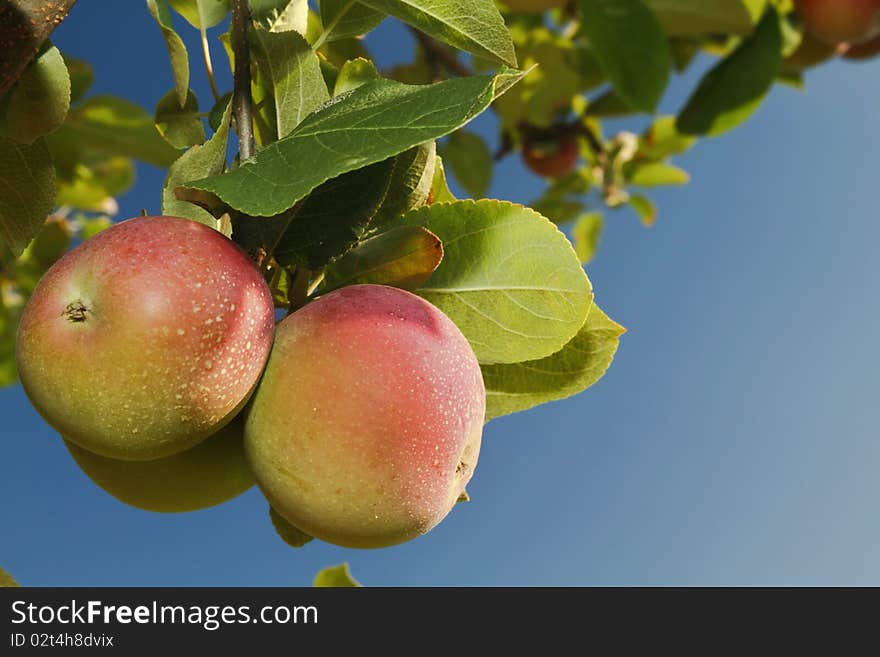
top-left (844, 33), bottom-right (880, 58)
top-left (65, 416), bottom-right (254, 513)
top-left (522, 134), bottom-right (580, 179)
top-left (795, 0), bottom-right (880, 45)
top-left (783, 30), bottom-right (840, 71)
top-left (245, 284), bottom-right (486, 549)
top-left (16, 216), bottom-right (275, 461)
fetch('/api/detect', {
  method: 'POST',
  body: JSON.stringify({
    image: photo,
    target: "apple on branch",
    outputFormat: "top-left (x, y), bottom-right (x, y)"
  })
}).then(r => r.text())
top-left (16, 216), bottom-right (275, 461)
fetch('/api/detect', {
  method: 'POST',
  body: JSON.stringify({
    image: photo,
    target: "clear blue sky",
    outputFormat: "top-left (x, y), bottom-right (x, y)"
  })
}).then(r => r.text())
top-left (3, 3), bottom-right (879, 586)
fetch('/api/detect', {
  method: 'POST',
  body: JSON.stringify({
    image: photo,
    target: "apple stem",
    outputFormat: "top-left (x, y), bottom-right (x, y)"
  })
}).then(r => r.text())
top-left (231, 0), bottom-right (254, 162)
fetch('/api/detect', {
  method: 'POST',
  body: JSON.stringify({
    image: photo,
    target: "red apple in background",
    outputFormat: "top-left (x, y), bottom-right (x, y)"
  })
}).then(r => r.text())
top-left (522, 134), bottom-right (580, 179)
top-left (844, 33), bottom-right (880, 58)
top-left (795, 0), bottom-right (880, 45)
top-left (783, 30), bottom-right (841, 71)
top-left (16, 216), bottom-right (275, 461)
top-left (245, 284), bottom-right (486, 549)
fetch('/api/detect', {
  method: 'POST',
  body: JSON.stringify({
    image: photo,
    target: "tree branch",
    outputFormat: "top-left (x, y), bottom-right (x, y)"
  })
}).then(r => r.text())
top-left (408, 27), bottom-right (473, 79)
top-left (231, 0), bottom-right (254, 161)
top-left (0, 0), bottom-right (78, 97)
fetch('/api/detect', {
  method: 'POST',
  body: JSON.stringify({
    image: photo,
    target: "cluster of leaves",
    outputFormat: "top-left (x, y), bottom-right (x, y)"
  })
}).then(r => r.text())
top-left (426, 0), bottom-right (852, 265)
top-left (0, 0), bottom-right (627, 426)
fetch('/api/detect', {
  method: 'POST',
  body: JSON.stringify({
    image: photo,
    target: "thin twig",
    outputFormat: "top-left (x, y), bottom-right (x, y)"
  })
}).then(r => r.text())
top-left (231, 0), bottom-right (254, 160)
top-left (408, 26), bottom-right (473, 78)
top-left (200, 24), bottom-right (221, 103)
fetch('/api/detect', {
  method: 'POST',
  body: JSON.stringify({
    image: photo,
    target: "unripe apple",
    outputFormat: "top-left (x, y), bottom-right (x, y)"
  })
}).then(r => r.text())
top-left (245, 284), bottom-right (485, 549)
top-left (16, 216), bottom-right (275, 461)
top-left (844, 33), bottom-right (880, 58)
top-left (522, 134), bottom-right (580, 179)
top-left (795, 0), bottom-right (880, 45)
top-left (502, 0), bottom-right (566, 12)
top-left (65, 417), bottom-right (254, 513)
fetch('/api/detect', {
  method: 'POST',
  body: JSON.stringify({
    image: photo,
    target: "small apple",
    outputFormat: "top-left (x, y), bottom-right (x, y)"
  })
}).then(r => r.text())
top-left (844, 33), bottom-right (880, 58)
top-left (783, 30), bottom-right (840, 71)
top-left (522, 133), bottom-right (580, 179)
top-left (65, 417), bottom-right (254, 513)
top-left (245, 284), bottom-right (486, 549)
top-left (16, 216), bottom-right (275, 461)
top-left (795, 0), bottom-right (880, 45)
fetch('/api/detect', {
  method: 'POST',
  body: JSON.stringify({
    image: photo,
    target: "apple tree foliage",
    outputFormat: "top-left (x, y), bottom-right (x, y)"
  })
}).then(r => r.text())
top-left (0, 0), bottom-right (872, 571)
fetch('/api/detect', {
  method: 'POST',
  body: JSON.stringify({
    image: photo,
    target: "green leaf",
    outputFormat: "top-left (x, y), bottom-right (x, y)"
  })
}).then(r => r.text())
top-left (578, 0), bottom-right (670, 113)
top-left (208, 91), bottom-right (233, 132)
top-left (184, 71), bottom-right (524, 216)
top-left (251, 25), bottom-right (330, 140)
top-left (334, 58), bottom-right (380, 96)
top-left (493, 26), bottom-right (589, 130)
top-left (669, 37), bottom-right (699, 72)
top-left (0, 137), bottom-right (56, 257)
top-left (59, 96), bottom-right (180, 168)
top-left (232, 158), bottom-right (394, 268)
top-left (147, 0), bottom-right (191, 108)
top-left (24, 215), bottom-right (71, 270)
top-left (430, 156), bottom-right (457, 204)
top-left (321, 226), bottom-right (443, 293)
top-left (0, 44), bottom-right (70, 144)
top-left (62, 54), bottom-right (94, 104)
top-left (269, 506), bottom-right (314, 548)
top-left (79, 215), bottom-right (114, 239)
top-left (389, 200), bottom-right (593, 364)
top-left (168, 0), bottom-right (230, 29)
top-left (482, 304), bottom-right (624, 421)
top-left (640, 115), bottom-right (696, 159)
top-left (155, 88), bottom-right (206, 149)
top-left (440, 130), bottom-right (492, 199)
top-left (0, 566), bottom-right (18, 587)
top-left (56, 155), bottom-right (135, 212)
top-left (319, 0), bottom-right (385, 42)
top-left (585, 88), bottom-right (637, 118)
top-left (625, 161), bottom-right (690, 187)
top-left (530, 198), bottom-right (584, 225)
top-left (629, 193), bottom-right (657, 226)
top-left (358, 0), bottom-right (516, 67)
top-left (164, 100), bottom-right (232, 226)
top-left (644, 0), bottom-right (767, 36)
top-left (273, 1), bottom-right (310, 33)
top-left (373, 141), bottom-right (436, 226)
top-left (314, 563), bottom-right (361, 587)
top-left (572, 212), bottom-right (603, 264)
top-left (676, 9), bottom-right (782, 136)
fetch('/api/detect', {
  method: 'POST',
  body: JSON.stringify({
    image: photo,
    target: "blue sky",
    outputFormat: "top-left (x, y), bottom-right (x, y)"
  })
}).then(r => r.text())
top-left (2, 4), bottom-right (879, 586)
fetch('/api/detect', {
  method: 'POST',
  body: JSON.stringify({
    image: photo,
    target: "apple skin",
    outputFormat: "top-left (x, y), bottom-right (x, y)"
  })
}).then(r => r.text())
top-left (795, 0), bottom-right (880, 45)
top-left (16, 216), bottom-right (275, 461)
top-left (522, 134), bottom-right (580, 179)
top-left (245, 284), bottom-right (486, 549)
top-left (783, 30), bottom-right (839, 71)
top-left (502, 0), bottom-right (566, 12)
top-left (65, 417), bottom-right (254, 513)
top-left (844, 33), bottom-right (880, 58)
